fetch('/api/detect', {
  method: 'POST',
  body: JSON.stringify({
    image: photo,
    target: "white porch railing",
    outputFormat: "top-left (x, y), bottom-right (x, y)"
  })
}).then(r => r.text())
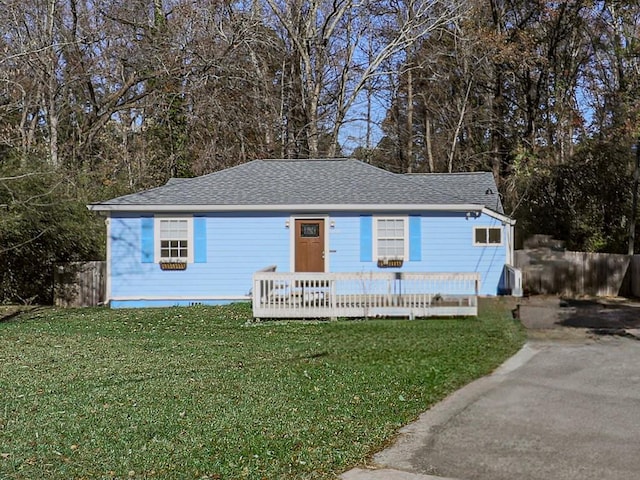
top-left (252, 272), bottom-right (480, 319)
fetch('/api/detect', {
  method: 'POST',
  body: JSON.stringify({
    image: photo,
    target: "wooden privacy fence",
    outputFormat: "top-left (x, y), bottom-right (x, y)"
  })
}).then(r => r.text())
top-left (252, 271), bottom-right (480, 319)
top-left (514, 250), bottom-right (632, 297)
top-left (54, 261), bottom-right (105, 307)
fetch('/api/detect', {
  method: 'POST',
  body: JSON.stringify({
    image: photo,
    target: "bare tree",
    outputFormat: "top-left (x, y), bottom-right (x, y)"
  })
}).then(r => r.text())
top-left (262, 0), bottom-right (468, 158)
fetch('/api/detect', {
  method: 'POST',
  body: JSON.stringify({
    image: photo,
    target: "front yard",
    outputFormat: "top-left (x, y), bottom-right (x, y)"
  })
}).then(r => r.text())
top-left (0, 300), bottom-right (523, 479)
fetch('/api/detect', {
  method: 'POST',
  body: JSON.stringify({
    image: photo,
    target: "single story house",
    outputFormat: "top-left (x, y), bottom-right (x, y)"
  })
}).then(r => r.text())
top-left (88, 158), bottom-right (517, 309)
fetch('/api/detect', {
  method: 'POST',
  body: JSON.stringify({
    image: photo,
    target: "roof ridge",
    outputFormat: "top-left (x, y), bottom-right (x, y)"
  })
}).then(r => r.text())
top-left (352, 160), bottom-right (408, 178)
top-left (405, 171), bottom-right (493, 176)
top-left (259, 157), bottom-right (350, 162)
top-left (190, 159), bottom-right (266, 180)
top-left (401, 171), bottom-right (502, 213)
top-left (400, 174), bottom-right (480, 207)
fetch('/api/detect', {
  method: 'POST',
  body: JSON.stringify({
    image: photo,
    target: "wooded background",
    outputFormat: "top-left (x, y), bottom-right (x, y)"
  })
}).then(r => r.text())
top-left (1, 0), bottom-right (639, 303)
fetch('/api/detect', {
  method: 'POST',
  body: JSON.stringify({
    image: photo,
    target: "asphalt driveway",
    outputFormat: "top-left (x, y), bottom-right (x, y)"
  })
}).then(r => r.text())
top-left (342, 329), bottom-right (640, 479)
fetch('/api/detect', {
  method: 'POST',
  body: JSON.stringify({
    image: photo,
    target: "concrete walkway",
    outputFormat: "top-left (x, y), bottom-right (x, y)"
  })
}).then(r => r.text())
top-left (341, 336), bottom-right (640, 480)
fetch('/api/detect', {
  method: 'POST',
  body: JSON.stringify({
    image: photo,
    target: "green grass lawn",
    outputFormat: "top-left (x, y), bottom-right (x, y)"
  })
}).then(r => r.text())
top-left (0, 300), bottom-right (524, 479)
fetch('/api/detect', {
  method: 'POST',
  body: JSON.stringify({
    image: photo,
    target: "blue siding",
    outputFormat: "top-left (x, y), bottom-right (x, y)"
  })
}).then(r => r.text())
top-left (111, 299), bottom-right (235, 308)
top-left (110, 213), bottom-right (290, 305)
top-left (108, 210), bottom-right (508, 307)
top-left (418, 212), bottom-right (505, 295)
top-left (327, 212), bottom-right (505, 295)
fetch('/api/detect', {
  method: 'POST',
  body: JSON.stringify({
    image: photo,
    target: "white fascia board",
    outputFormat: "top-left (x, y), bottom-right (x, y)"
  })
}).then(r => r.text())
top-left (88, 203), bottom-right (487, 213)
top-left (481, 207), bottom-right (516, 225)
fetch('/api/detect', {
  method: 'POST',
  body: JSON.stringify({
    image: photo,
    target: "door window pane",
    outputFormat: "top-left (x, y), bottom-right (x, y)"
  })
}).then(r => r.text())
top-left (301, 223), bottom-right (320, 238)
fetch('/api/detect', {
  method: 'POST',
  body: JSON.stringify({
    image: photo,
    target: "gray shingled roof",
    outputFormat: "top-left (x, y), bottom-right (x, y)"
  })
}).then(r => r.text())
top-left (405, 172), bottom-right (504, 214)
top-left (90, 159), bottom-right (504, 214)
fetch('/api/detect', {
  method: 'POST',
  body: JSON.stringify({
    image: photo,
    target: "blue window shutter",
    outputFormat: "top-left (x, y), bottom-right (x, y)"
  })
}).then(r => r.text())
top-left (409, 215), bottom-right (422, 261)
top-left (360, 215), bottom-right (373, 262)
top-left (194, 217), bottom-right (207, 263)
top-left (141, 217), bottom-right (154, 263)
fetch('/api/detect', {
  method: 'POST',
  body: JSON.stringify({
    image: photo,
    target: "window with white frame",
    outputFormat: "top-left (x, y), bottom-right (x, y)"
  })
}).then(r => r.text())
top-left (156, 217), bottom-right (193, 262)
top-left (474, 226), bottom-right (502, 246)
top-left (374, 217), bottom-right (408, 259)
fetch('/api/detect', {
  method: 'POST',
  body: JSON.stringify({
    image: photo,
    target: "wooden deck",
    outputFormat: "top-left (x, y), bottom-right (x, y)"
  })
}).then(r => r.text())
top-left (252, 271), bottom-right (480, 319)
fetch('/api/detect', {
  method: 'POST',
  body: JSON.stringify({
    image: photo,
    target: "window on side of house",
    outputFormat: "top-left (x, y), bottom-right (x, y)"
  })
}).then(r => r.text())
top-left (374, 217), bottom-right (408, 259)
top-left (474, 226), bottom-right (502, 246)
top-left (156, 217), bottom-right (194, 262)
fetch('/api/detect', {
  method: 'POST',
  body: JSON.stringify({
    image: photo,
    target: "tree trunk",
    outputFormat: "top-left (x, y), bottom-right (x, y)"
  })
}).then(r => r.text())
top-left (406, 68), bottom-right (413, 173)
top-left (629, 138), bottom-right (640, 255)
top-left (448, 80), bottom-right (472, 173)
top-left (491, 65), bottom-right (505, 185)
top-left (424, 116), bottom-right (434, 172)
top-left (46, 0), bottom-right (59, 168)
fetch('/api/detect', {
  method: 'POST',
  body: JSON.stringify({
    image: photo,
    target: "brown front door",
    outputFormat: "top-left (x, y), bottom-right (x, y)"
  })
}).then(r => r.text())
top-left (295, 219), bottom-right (325, 272)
